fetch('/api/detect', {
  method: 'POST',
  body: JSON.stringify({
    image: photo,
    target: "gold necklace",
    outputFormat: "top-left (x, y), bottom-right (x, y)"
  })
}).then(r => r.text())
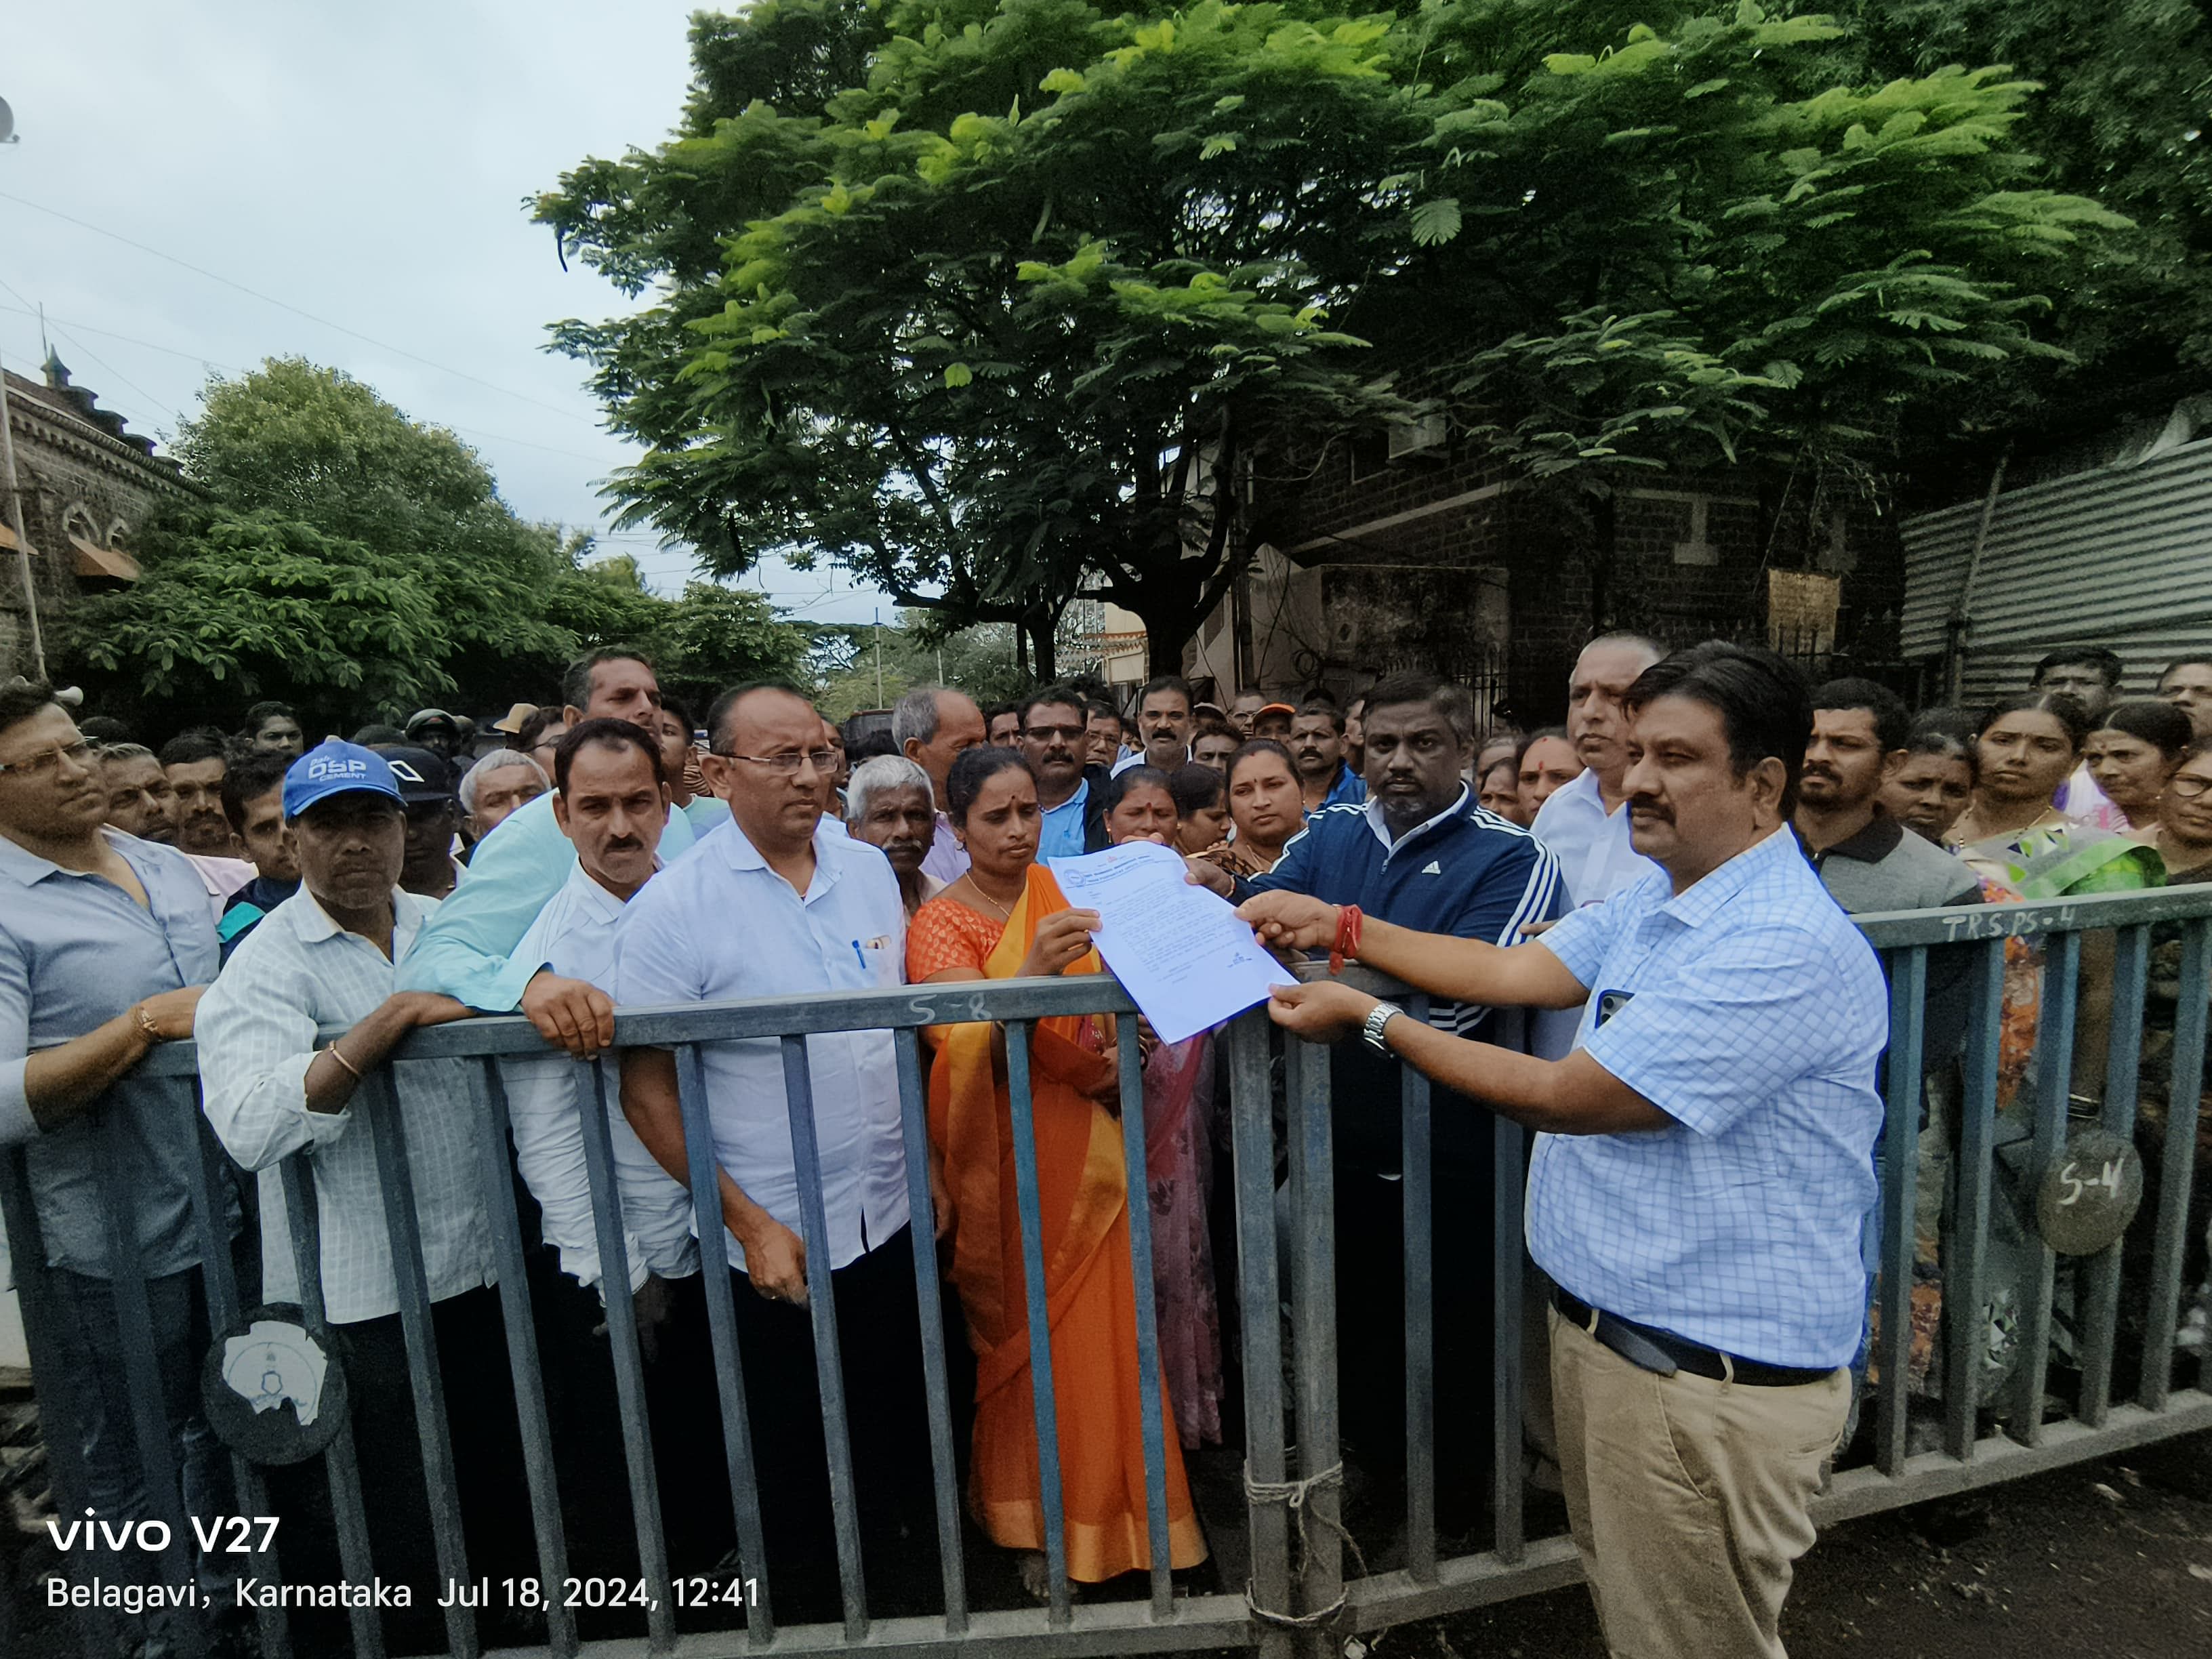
top-left (964, 873), bottom-right (1018, 920)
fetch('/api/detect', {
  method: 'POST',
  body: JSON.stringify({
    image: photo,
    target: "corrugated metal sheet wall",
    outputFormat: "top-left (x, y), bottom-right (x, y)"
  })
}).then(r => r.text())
top-left (1900, 439), bottom-right (2212, 705)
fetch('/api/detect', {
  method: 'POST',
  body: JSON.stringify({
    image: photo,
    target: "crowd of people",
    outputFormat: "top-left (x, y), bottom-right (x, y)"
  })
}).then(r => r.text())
top-left (3, 632), bottom-right (2210, 1657)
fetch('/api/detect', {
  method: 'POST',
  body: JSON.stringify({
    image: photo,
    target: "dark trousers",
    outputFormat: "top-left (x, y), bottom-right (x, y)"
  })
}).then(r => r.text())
top-left (722, 1225), bottom-right (933, 1614)
top-left (513, 1254), bottom-right (761, 1598)
top-left (1334, 1166), bottom-right (1498, 1536)
top-left (265, 1283), bottom-right (529, 1649)
top-left (45, 1266), bottom-right (232, 1640)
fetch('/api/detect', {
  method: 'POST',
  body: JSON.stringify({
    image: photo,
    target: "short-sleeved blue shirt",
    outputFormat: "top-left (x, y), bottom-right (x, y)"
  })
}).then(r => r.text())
top-left (1529, 827), bottom-right (1887, 1368)
top-left (0, 828), bottom-right (224, 1278)
top-left (1036, 777), bottom-right (1091, 865)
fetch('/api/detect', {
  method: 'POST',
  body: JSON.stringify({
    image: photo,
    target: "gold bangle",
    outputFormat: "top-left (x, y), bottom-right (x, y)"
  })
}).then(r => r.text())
top-left (325, 1044), bottom-right (364, 1082)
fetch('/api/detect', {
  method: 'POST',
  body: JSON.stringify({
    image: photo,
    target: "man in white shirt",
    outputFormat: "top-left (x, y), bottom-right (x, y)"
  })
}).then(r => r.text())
top-left (1532, 633), bottom-right (1666, 907)
top-left (1111, 673), bottom-right (1195, 774)
top-left (196, 740), bottom-right (527, 1638)
top-left (497, 717), bottom-right (717, 1572)
top-left (617, 683), bottom-right (933, 1600)
top-left (502, 721), bottom-right (697, 1298)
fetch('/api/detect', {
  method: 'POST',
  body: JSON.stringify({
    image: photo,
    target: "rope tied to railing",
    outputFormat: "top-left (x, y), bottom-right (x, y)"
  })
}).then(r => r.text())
top-left (1243, 1461), bottom-right (1369, 1629)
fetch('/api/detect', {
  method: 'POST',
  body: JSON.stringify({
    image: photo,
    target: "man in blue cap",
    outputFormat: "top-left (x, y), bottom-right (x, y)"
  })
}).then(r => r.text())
top-left (197, 740), bottom-right (529, 1642)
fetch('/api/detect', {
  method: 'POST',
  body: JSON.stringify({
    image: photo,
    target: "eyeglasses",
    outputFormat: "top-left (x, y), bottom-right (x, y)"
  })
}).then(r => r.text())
top-left (2169, 773), bottom-right (2212, 800)
top-left (714, 747), bottom-right (839, 775)
top-left (1021, 724), bottom-right (1086, 743)
top-left (0, 739), bottom-right (96, 779)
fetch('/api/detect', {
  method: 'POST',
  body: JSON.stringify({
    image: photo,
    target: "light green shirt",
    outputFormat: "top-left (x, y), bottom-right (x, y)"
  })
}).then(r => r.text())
top-left (395, 790), bottom-right (696, 1010)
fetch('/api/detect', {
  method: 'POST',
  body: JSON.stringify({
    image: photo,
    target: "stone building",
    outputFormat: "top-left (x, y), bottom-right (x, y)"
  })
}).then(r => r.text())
top-left (1184, 419), bottom-right (1908, 731)
top-left (1, 353), bottom-right (193, 680)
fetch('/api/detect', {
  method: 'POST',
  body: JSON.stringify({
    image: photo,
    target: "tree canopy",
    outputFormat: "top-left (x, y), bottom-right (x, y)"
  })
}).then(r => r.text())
top-left (811, 611), bottom-right (1035, 718)
top-left (1827, 0), bottom-right (2209, 391)
top-left (62, 359), bottom-right (814, 737)
top-left (539, 0), bottom-right (2135, 673)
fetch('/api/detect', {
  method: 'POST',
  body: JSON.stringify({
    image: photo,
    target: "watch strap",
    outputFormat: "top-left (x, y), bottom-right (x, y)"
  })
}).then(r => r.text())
top-left (1362, 1000), bottom-right (1403, 1051)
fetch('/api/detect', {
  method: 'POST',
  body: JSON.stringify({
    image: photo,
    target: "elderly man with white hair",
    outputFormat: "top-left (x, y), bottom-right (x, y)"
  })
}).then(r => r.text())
top-left (458, 747), bottom-right (549, 846)
top-left (844, 754), bottom-right (942, 916)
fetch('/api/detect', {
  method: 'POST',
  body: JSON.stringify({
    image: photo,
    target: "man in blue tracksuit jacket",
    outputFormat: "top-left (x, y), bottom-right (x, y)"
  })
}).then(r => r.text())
top-left (1198, 671), bottom-right (1562, 1528)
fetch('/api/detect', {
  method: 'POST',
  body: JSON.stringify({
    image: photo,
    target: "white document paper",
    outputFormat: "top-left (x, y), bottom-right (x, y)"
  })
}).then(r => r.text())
top-left (1048, 842), bottom-right (1296, 1044)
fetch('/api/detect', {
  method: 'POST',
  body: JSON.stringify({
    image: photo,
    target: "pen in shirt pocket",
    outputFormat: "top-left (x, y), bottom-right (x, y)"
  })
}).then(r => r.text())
top-left (851, 939), bottom-right (868, 971)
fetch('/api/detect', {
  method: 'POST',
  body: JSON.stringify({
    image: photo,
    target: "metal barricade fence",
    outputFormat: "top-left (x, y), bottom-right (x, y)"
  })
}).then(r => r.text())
top-left (4, 887), bottom-right (2211, 1658)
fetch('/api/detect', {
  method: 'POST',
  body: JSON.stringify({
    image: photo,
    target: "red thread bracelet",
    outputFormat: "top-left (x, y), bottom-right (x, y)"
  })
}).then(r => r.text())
top-left (1330, 903), bottom-right (1363, 975)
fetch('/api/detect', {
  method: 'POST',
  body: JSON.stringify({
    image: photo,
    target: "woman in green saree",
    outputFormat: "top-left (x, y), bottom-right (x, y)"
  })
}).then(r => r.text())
top-left (1940, 693), bottom-right (2164, 1413)
top-left (1948, 692), bottom-right (2166, 901)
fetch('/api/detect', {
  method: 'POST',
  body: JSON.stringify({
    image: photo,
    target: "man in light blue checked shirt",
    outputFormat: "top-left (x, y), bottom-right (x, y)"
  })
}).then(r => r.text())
top-left (1246, 642), bottom-right (1885, 1659)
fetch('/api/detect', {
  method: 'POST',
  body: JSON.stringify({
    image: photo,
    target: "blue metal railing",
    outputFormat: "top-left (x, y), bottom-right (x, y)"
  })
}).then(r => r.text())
top-left (5, 888), bottom-right (2212, 1658)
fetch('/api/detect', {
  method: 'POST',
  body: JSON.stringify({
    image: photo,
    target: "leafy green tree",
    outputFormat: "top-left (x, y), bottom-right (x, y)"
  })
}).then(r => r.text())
top-left (810, 611), bottom-right (1033, 719)
top-left (1826, 0), bottom-right (2211, 380)
top-left (651, 580), bottom-right (819, 712)
top-left (62, 510), bottom-right (457, 737)
top-left (156, 360), bottom-right (584, 710)
top-left (61, 360), bottom-right (825, 733)
top-left (541, 0), bottom-right (1420, 675)
top-left (541, 0), bottom-right (2125, 672)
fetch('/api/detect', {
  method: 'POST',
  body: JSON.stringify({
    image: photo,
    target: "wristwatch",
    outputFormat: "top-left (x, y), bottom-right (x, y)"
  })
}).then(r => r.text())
top-left (1361, 1000), bottom-right (1405, 1052)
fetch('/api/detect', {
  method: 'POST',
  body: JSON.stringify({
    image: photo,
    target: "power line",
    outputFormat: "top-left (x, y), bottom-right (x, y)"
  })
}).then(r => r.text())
top-left (0, 286), bottom-right (184, 429)
top-left (0, 298), bottom-right (623, 466)
top-left (0, 300), bottom-right (229, 371)
top-left (0, 186), bottom-right (604, 428)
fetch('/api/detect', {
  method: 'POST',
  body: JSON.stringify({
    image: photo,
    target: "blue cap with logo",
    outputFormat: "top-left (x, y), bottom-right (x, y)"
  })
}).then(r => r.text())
top-left (283, 740), bottom-right (403, 819)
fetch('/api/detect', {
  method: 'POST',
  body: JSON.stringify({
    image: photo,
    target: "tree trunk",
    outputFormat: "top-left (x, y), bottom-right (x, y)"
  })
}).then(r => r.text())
top-left (1134, 589), bottom-right (1202, 680)
top-left (1029, 609), bottom-right (1057, 682)
top-left (1148, 623), bottom-right (1188, 678)
top-left (1587, 487), bottom-right (1618, 634)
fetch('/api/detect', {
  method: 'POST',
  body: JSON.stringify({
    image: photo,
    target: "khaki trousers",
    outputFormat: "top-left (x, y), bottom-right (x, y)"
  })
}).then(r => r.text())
top-left (1548, 1308), bottom-right (1849, 1659)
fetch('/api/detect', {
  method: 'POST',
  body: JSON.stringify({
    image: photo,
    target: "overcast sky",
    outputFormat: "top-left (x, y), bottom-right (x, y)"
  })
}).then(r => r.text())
top-left (1, 1), bottom-right (895, 624)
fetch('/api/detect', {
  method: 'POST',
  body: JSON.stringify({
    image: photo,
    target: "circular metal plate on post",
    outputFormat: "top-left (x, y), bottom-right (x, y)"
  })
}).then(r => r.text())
top-left (201, 1304), bottom-right (348, 1465)
top-left (2035, 1128), bottom-right (2144, 1256)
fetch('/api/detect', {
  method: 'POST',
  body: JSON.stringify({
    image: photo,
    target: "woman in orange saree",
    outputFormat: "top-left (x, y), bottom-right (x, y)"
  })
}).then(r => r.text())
top-left (907, 747), bottom-right (1206, 1593)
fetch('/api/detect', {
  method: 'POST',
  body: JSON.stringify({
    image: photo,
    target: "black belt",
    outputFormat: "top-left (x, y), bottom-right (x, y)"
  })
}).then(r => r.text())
top-left (1552, 1288), bottom-right (1834, 1388)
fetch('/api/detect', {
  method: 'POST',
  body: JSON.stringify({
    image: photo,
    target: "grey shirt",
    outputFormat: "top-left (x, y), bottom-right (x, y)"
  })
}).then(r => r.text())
top-left (0, 827), bottom-right (225, 1279)
top-left (1802, 812), bottom-right (1981, 1071)
top-left (1805, 813), bottom-right (1981, 915)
